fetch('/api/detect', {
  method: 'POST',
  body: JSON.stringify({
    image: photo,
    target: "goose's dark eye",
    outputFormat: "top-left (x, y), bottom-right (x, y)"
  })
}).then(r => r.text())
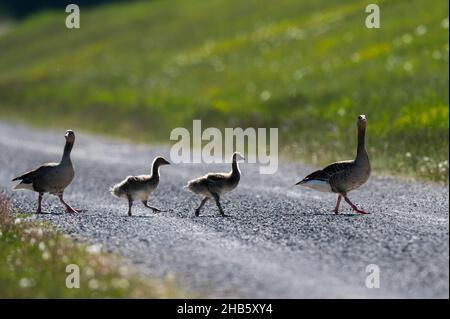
top-left (358, 115), bottom-right (362, 119)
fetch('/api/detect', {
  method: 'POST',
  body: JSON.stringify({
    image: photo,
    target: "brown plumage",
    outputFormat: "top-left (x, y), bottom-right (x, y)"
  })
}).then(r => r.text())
top-left (111, 156), bottom-right (170, 216)
top-left (185, 152), bottom-right (244, 217)
top-left (12, 130), bottom-right (80, 213)
top-left (296, 115), bottom-right (371, 214)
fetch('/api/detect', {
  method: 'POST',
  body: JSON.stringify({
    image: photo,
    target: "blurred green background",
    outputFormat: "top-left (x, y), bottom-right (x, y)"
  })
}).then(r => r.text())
top-left (0, 0), bottom-right (448, 182)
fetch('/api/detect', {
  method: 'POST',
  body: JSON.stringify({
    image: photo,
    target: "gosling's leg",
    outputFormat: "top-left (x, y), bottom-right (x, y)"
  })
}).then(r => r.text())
top-left (333, 195), bottom-right (342, 214)
top-left (344, 196), bottom-right (369, 215)
top-left (142, 200), bottom-right (161, 213)
top-left (195, 197), bottom-right (209, 217)
top-left (127, 195), bottom-right (133, 216)
top-left (211, 192), bottom-right (227, 217)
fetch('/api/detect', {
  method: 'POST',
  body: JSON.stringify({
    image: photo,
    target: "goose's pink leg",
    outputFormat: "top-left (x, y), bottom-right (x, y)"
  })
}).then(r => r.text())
top-left (57, 193), bottom-right (79, 213)
top-left (36, 193), bottom-right (43, 214)
top-left (344, 196), bottom-right (369, 214)
top-left (333, 195), bottom-right (342, 214)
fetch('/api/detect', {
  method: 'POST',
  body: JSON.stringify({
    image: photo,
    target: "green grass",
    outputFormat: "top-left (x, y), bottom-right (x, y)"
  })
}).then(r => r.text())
top-left (0, 198), bottom-right (185, 298)
top-left (0, 0), bottom-right (448, 182)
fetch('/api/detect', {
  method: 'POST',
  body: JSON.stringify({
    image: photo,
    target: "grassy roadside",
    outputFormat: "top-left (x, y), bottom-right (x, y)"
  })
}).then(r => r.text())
top-left (0, 0), bottom-right (448, 183)
top-left (0, 197), bottom-right (185, 298)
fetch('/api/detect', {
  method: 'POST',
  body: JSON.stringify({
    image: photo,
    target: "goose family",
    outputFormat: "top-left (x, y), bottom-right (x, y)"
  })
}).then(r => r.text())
top-left (185, 152), bottom-right (244, 217)
top-left (12, 130), bottom-right (80, 214)
top-left (11, 115), bottom-right (371, 217)
top-left (110, 156), bottom-right (171, 216)
top-left (296, 114), bottom-right (371, 214)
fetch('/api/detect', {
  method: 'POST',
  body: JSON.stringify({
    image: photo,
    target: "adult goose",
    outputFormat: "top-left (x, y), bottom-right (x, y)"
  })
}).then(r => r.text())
top-left (111, 156), bottom-right (170, 216)
top-left (296, 115), bottom-right (371, 214)
top-left (185, 152), bottom-right (244, 217)
top-left (12, 130), bottom-right (80, 214)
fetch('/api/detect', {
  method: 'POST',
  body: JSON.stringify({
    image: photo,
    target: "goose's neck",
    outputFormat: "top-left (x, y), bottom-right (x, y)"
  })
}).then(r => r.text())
top-left (61, 142), bottom-right (73, 163)
top-left (356, 126), bottom-right (367, 160)
top-left (231, 159), bottom-right (240, 177)
top-left (151, 163), bottom-right (160, 179)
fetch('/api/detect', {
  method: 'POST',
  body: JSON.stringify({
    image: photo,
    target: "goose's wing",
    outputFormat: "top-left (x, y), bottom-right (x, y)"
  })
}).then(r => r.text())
top-left (203, 173), bottom-right (230, 194)
top-left (125, 176), bottom-right (141, 183)
top-left (12, 163), bottom-right (58, 182)
top-left (205, 173), bottom-right (228, 182)
top-left (297, 160), bottom-right (353, 184)
top-left (320, 160), bottom-right (354, 179)
top-left (120, 175), bottom-right (150, 191)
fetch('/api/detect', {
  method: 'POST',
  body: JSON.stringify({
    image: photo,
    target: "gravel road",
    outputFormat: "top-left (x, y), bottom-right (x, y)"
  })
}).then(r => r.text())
top-left (0, 121), bottom-right (448, 298)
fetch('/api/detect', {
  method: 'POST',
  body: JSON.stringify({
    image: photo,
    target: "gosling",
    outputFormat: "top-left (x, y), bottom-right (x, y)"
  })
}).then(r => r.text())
top-left (185, 152), bottom-right (244, 217)
top-left (111, 156), bottom-right (170, 216)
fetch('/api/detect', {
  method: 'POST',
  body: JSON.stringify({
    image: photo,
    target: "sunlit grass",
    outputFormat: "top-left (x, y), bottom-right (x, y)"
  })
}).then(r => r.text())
top-left (0, 0), bottom-right (448, 183)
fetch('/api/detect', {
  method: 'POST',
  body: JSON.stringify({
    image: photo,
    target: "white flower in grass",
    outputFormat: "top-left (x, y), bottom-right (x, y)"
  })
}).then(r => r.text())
top-left (42, 251), bottom-right (50, 260)
top-left (432, 51), bottom-right (442, 60)
top-left (86, 243), bottom-right (103, 254)
top-left (337, 108), bottom-right (346, 116)
top-left (38, 242), bottom-right (46, 251)
top-left (403, 61), bottom-right (413, 72)
top-left (260, 90), bottom-right (271, 101)
top-left (19, 278), bottom-right (34, 288)
top-left (85, 267), bottom-right (95, 278)
top-left (285, 27), bottom-right (305, 40)
top-left (438, 160), bottom-right (448, 173)
top-left (415, 25), bottom-right (427, 36)
top-left (402, 33), bottom-right (413, 44)
top-left (88, 279), bottom-right (99, 290)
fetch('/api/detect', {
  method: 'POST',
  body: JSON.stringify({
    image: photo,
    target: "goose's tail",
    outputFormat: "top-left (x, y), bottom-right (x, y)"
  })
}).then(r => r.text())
top-left (110, 183), bottom-right (124, 198)
top-left (184, 180), bottom-right (197, 193)
top-left (13, 181), bottom-right (34, 191)
top-left (184, 179), bottom-right (206, 194)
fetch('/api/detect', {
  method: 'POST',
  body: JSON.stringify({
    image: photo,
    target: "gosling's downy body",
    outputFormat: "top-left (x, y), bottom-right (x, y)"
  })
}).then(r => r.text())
top-left (296, 115), bottom-right (371, 214)
top-left (186, 152), bottom-right (244, 217)
top-left (12, 130), bottom-right (80, 214)
top-left (111, 156), bottom-right (170, 216)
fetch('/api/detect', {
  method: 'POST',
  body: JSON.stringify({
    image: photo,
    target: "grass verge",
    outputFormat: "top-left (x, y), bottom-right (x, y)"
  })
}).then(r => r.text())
top-left (0, 197), bottom-right (185, 298)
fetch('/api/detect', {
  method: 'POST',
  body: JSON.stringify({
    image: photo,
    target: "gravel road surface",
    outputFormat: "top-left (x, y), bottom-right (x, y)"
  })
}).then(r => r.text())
top-left (0, 122), bottom-right (448, 298)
